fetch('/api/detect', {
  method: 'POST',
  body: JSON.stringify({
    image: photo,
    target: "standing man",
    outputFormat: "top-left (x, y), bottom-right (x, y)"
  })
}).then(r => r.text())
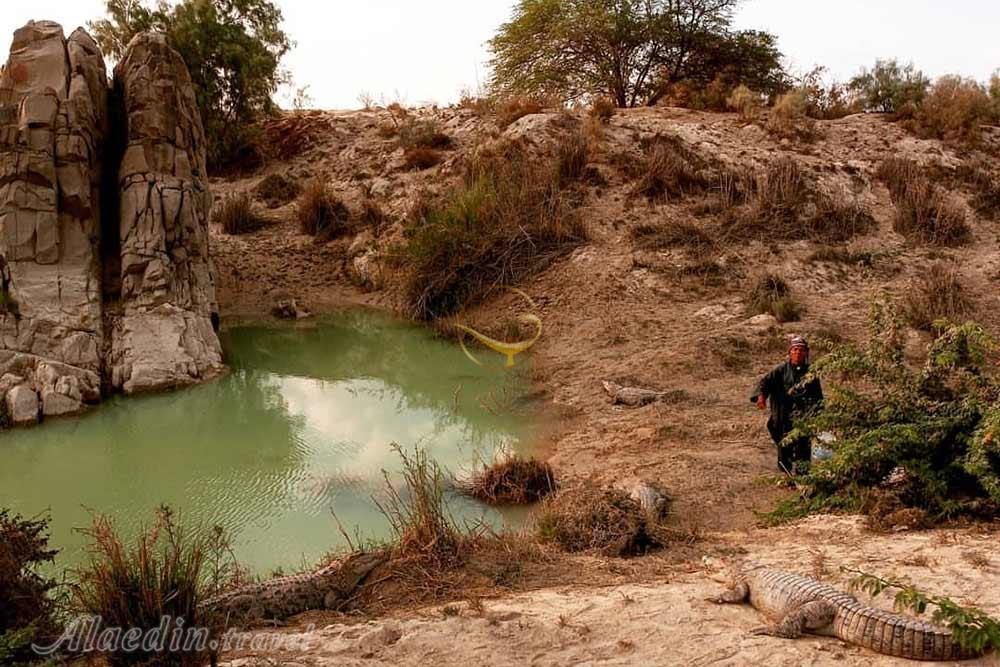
top-left (751, 336), bottom-right (823, 475)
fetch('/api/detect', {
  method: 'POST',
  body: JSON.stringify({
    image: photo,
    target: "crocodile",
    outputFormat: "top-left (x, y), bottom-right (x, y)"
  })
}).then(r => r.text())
top-left (709, 564), bottom-right (986, 661)
top-left (200, 550), bottom-right (386, 624)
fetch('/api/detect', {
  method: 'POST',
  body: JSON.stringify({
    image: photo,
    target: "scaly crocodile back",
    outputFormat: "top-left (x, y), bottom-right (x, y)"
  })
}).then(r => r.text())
top-left (744, 568), bottom-right (983, 661)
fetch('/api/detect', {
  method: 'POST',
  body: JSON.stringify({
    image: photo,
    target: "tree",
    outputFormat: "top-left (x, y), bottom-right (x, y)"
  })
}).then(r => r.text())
top-left (90, 0), bottom-right (292, 170)
top-left (848, 58), bottom-right (929, 114)
top-left (487, 0), bottom-right (785, 108)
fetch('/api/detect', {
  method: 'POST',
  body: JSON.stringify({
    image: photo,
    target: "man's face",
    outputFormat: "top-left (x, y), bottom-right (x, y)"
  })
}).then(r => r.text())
top-left (789, 346), bottom-right (807, 366)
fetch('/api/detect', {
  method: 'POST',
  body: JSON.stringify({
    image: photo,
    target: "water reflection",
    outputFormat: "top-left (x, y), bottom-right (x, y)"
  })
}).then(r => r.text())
top-left (0, 309), bottom-right (538, 574)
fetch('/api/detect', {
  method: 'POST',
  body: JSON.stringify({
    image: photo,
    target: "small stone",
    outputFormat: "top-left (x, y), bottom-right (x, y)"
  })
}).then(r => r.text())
top-left (6, 384), bottom-right (39, 425)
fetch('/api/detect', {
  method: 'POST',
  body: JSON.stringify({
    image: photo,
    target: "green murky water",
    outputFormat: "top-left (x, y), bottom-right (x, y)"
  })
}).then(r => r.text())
top-left (0, 309), bottom-right (540, 575)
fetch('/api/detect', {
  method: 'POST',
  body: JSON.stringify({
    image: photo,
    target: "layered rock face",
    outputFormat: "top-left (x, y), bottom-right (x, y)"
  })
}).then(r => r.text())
top-left (109, 34), bottom-right (222, 394)
top-left (0, 22), bottom-right (223, 426)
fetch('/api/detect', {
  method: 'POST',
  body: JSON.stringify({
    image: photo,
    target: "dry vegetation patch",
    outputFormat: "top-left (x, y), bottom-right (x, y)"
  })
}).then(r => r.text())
top-left (216, 192), bottom-right (268, 235)
top-left (297, 178), bottom-right (352, 240)
top-left (904, 262), bottom-right (974, 330)
top-left (253, 172), bottom-right (300, 208)
top-left (535, 485), bottom-right (663, 557)
top-left (877, 158), bottom-right (971, 246)
top-left (631, 135), bottom-right (713, 201)
top-left (746, 273), bottom-right (802, 322)
top-left (459, 454), bottom-right (557, 505)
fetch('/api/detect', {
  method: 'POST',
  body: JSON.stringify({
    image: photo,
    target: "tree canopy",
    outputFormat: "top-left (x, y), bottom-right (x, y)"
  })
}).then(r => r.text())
top-left (488, 0), bottom-right (786, 107)
top-left (90, 0), bottom-right (292, 170)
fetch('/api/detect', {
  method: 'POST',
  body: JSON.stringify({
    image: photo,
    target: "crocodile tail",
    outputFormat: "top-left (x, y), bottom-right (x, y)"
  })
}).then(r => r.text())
top-left (835, 605), bottom-right (986, 661)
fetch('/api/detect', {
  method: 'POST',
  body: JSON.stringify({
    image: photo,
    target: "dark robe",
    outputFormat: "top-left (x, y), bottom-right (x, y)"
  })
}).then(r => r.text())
top-left (752, 360), bottom-right (824, 472)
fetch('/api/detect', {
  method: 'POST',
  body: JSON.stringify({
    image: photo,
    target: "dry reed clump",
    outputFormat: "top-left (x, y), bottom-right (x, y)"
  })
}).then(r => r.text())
top-left (726, 84), bottom-right (763, 122)
top-left (877, 158), bottom-right (971, 246)
top-left (403, 147), bottom-right (443, 171)
top-left (589, 97), bottom-right (616, 123)
top-left (908, 76), bottom-right (993, 145)
top-left (69, 506), bottom-right (241, 667)
top-left (904, 262), bottom-right (974, 330)
top-left (631, 135), bottom-right (713, 201)
top-left (459, 454), bottom-right (557, 505)
top-left (746, 273), bottom-right (802, 323)
top-left (0, 510), bottom-right (58, 664)
top-left (399, 141), bottom-right (587, 319)
top-left (495, 96), bottom-right (546, 129)
top-left (253, 172), bottom-right (300, 208)
top-left (555, 130), bottom-right (591, 184)
top-left (766, 89), bottom-right (820, 142)
top-left (630, 220), bottom-right (714, 253)
top-left (805, 197), bottom-right (877, 243)
top-left (535, 484), bottom-right (662, 557)
top-left (297, 178), bottom-right (351, 239)
top-left (216, 193), bottom-right (267, 235)
top-left (399, 118), bottom-right (453, 150)
top-left (956, 158), bottom-right (1000, 220)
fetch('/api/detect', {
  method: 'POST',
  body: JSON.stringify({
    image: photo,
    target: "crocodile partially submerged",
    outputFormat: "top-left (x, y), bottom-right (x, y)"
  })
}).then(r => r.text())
top-left (200, 551), bottom-right (386, 624)
top-left (709, 564), bottom-right (986, 661)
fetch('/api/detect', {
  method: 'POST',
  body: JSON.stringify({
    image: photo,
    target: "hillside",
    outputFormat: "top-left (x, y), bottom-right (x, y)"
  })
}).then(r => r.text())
top-left (209, 105), bottom-right (1000, 664)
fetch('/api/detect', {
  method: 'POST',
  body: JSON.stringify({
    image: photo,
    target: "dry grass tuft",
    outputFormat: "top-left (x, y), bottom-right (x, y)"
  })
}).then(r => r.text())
top-left (459, 454), bottom-right (557, 505)
top-left (746, 273), bottom-right (802, 322)
top-left (904, 262), bottom-right (974, 330)
top-left (297, 178), bottom-right (351, 239)
top-left (399, 118), bottom-right (453, 150)
top-left (404, 147), bottom-right (444, 171)
top-left (909, 76), bottom-right (992, 145)
top-left (727, 84), bottom-right (762, 123)
top-left (805, 198), bottom-right (876, 242)
top-left (630, 221), bottom-right (714, 253)
top-left (69, 507), bottom-right (240, 667)
top-left (216, 192), bottom-right (267, 235)
top-left (956, 158), bottom-right (1000, 220)
top-left (535, 484), bottom-right (663, 557)
top-left (767, 90), bottom-right (820, 142)
top-left (253, 172), bottom-right (300, 208)
top-left (589, 97), bottom-right (616, 123)
top-left (495, 97), bottom-right (546, 129)
top-left (632, 135), bottom-right (712, 201)
top-left (555, 131), bottom-right (591, 184)
top-left (399, 141), bottom-right (587, 319)
top-left (877, 158), bottom-right (970, 246)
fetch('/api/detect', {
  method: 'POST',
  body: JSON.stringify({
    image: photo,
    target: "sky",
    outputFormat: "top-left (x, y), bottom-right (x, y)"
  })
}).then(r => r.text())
top-left (3, 0), bottom-right (1000, 110)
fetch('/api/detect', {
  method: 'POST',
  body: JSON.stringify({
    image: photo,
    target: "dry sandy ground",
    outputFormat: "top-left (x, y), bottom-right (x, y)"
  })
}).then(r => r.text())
top-left (219, 517), bottom-right (999, 666)
top-left (210, 106), bottom-right (1000, 665)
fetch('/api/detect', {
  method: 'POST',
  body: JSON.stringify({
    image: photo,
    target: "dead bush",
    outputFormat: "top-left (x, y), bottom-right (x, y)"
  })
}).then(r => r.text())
top-left (767, 90), bottom-right (820, 142)
top-left (399, 142), bottom-right (586, 319)
top-left (459, 454), bottom-right (557, 505)
top-left (0, 510), bottom-right (59, 664)
top-left (216, 193), bottom-right (267, 235)
top-left (806, 246), bottom-right (878, 267)
top-left (495, 96), bottom-right (545, 129)
top-left (632, 135), bottom-right (712, 201)
top-left (726, 84), bottom-right (762, 122)
top-left (404, 147), bottom-right (444, 171)
top-left (399, 118), bottom-right (453, 150)
top-left (956, 159), bottom-right (1000, 220)
top-left (589, 97), bottom-right (616, 123)
top-left (535, 485), bottom-right (662, 556)
top-left (746, 273), bottom-right (802, 322)
top-left (630, 221), bottom-right (714, 253)
top-left (805, 198), bottom-right (876, 242)
top-left (297, 178), bottom-right (351, 239)
top-left (904, 262), bottom-right (974, 330)
top-left (909, 76), bottom-right (992, 145)
top-left (253, 172), bottom-right (300, 208)
top-left (878, 158), bottom-right (971, 246)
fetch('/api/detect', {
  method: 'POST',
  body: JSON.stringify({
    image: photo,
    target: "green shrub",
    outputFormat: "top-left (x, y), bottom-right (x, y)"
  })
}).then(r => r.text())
top-left (766, 298), bottom-right (1000, 524)
top-left (849, 59), bottom-right (929, 114)
top-left (0, 510), bottom-right (59, 664)
top-left (399, 142), bottom-right (586, 319)
top-left (70, 507), bottom-right (240, 666)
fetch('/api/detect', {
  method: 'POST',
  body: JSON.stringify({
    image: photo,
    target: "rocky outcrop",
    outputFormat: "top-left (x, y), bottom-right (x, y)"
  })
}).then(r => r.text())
top-left (109, 33), bottom-right (222, 393)
top-left (0, 21), bottom-right (108, 419)
top-left (0, 22), bottom-right (223, 425)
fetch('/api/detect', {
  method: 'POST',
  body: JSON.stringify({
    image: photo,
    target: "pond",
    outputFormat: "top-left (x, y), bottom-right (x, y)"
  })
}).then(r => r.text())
top-left (0, 309), bottom-right (542, 575)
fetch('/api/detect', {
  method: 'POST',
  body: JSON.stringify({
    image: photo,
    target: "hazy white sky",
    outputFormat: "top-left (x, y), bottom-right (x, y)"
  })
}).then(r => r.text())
top-left (4, 1), bottom-right (1000, 109)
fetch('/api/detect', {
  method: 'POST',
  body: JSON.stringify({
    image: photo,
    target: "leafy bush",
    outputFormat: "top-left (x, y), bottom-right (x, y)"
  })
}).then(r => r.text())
top-left (727, 84), bottom-right (762, 122)
top-left (70, 507), bottom-right (240, 666)
top-left (91, 0), bottom-right (291, 171)
top-left (767, 89), bottom-right (819, 142)
top-left (849, 59), bottom-right (929, 114)
top-left (399, 141), bottom-right (586, 319)
top-left (216, 193), bottom-right (265, 235)
top-left (0, 510), bottom-right (59, 664)
top-left (297, 178), bottom-right (351, 239)
top-left (489, 0), bottom-right (785, 107)
top-left (908, 76), bottom-right (992, 145)
top-left (766, 298), bottom-right (1000, 524)
top-left (877, 158), bottom-right (970, 246)
top-left (904, 263), bottom-right (974, 330)
top-left (746, 273), bottom-right (801, 322)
